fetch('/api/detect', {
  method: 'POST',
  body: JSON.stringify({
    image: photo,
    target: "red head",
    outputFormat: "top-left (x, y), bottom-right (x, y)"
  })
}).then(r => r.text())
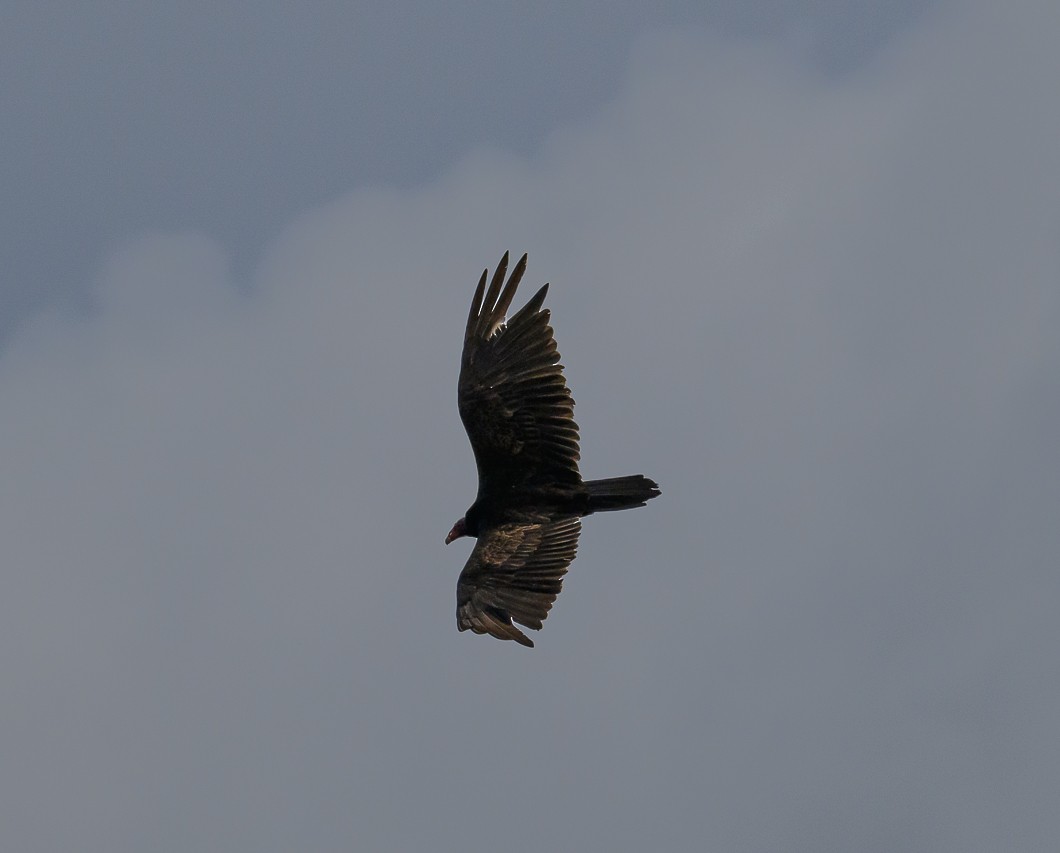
top-left (445, 517), bottom-right (468, 544)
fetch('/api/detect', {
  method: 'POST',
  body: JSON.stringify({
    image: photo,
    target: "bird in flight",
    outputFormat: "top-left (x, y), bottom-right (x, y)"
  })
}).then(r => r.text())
top-left (446, 252), bottom-right (660, 647)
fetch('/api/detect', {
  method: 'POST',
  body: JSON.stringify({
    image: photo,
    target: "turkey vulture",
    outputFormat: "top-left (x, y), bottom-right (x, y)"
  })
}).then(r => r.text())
top-left (447, 252), bottom-right (660, 647)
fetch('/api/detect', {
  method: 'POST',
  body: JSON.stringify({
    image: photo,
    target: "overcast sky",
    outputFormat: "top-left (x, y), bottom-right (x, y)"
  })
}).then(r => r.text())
top-left (2, 1), bottom-right (1058, 850)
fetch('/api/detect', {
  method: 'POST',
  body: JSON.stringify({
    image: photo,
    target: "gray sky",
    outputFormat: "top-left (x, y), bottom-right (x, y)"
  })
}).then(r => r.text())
top-left (2, 0), bottom-right (926, 341)
top-left (2, 1), bottom-right (1058, 851)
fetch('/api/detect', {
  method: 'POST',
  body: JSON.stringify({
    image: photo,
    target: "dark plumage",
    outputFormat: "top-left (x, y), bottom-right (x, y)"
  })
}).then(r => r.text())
top-left (447, 252), bottom-right (660, 647)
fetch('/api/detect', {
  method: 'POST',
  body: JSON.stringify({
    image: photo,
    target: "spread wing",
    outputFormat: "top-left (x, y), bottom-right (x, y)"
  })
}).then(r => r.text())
top-left (458, 252), bottom-right (581, 498)
top-left (456, 517), bottom-right (581, 647)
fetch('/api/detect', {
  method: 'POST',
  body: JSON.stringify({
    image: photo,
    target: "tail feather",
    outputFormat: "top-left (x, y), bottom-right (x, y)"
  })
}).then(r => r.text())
top-left (585, 475), bottom-right (660, 513)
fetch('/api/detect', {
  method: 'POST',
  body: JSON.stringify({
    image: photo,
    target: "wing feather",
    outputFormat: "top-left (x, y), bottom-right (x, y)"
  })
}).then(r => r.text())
top-left (458, 254), bottom-right (581, 495)
top-left (456, 518), bottom-right (582, 647)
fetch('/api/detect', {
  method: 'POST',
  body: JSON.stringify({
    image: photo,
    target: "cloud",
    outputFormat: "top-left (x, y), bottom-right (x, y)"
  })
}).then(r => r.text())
top-left (2, 1), bottom-right (1057, 850)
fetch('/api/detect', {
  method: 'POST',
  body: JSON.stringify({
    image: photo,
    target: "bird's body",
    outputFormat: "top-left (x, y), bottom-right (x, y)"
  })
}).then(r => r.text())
top-left (447, 252), bottom-right (660, 647)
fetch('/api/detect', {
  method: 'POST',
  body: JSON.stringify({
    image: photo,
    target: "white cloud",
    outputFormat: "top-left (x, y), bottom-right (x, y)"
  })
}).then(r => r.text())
top-left (2, 1), bottom-right (1058, 850)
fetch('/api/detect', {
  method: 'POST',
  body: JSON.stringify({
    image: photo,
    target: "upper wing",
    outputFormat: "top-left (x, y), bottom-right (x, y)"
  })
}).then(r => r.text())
top-left (456, 517), bottom-right (582, 647)
top-left (458, 252), bottom-right (581, 497)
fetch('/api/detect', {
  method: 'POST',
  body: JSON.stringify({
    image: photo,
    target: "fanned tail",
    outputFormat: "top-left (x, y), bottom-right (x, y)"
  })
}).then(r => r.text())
top-left (585, 475), bottom-right (660, 513)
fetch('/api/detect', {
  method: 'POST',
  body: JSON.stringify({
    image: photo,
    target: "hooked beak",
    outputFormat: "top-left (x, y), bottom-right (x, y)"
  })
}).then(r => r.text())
top-left (445, 518), bottom-right (466, 545)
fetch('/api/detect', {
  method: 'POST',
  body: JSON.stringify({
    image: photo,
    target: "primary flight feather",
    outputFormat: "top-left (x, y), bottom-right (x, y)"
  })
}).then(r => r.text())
top-left (446, 252), bottom-right (660, 647)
